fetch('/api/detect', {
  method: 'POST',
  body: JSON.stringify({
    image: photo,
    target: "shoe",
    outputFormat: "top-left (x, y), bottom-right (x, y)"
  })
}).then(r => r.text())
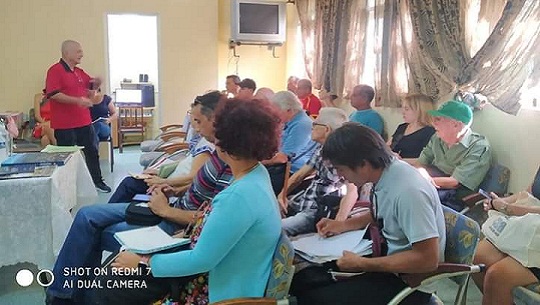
top-left (95, 180), bottom-right (112, 193)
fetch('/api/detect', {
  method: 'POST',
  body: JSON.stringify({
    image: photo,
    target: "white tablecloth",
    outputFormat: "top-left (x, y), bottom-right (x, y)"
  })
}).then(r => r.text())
top-left (0, 151), bottom-right (97, 269)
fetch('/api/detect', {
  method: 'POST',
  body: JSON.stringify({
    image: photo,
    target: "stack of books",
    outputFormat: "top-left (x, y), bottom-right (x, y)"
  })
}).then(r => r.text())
top-left (0, 152), bottom-right (73, 176)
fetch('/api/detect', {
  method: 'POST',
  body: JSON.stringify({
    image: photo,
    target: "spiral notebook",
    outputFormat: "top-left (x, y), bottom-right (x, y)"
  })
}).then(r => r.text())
top-left (114, 225), bottom-right (190, 254)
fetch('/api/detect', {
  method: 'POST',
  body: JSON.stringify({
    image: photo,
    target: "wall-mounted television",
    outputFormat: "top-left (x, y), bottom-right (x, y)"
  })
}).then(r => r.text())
top-left (230, 0), bottom-right (286, 44)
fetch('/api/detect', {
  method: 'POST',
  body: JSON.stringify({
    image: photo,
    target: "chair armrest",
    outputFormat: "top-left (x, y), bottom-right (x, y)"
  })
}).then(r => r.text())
top-left (400, 263), bottom-right (485, 288)
top-left (159, 124), bottom-right (183, 132)
top-left (461, 193), bottom-right (485, 208)
top-left (211, 297), bottom-right (278, 305)
top-left (157, 142), bottom-right (190, 155)
top-left (160, 131), bottom-right (187, 142)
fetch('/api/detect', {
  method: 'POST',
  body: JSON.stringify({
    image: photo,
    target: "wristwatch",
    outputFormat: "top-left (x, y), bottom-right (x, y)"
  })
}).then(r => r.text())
top-left (138, 260), bottom-right (149, 273)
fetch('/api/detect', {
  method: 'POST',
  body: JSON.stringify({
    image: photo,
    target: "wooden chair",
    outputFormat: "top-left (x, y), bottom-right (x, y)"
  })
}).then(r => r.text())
top-left (117, 105), bottom-right (145, 153)
top-left (388, 205), bottom-right (484, 305)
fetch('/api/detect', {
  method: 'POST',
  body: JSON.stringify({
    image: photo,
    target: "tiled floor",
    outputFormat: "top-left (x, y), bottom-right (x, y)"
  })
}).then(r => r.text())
top-left (0, 146), bottom-right (485, 304)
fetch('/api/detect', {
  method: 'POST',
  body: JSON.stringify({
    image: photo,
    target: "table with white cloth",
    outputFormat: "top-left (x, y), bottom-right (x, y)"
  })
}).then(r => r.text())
top-left (0, 150), bottom-right (97, 269)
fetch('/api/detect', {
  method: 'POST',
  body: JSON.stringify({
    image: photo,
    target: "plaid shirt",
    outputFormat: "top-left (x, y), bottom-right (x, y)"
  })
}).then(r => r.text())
top-left (288, 148), bottom-right (345, 214)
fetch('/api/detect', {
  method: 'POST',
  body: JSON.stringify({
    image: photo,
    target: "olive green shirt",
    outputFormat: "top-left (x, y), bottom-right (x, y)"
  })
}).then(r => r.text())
top-left (418, 129), bottom-right (491, 195)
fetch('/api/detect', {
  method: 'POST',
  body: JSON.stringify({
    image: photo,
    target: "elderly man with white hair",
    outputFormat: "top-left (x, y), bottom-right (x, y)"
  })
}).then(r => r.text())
top-left (406, 100), bottom-right (491, 211)
top-left (264, 91), bottom-right (318, 194)
top-left (279, 107), bottom-right (355, 236)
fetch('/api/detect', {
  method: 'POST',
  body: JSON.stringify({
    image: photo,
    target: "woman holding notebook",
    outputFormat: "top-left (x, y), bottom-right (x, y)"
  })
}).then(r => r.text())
top-left (98, 98), bottom-right (283, 304)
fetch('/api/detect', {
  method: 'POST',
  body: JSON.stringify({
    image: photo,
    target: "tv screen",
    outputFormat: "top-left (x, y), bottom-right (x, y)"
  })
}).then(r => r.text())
top-left (239, 3), bottom-right (279, 35)
top-left (115, 89), bottom-right (142, 105)
top-left (231, 0), bottom-right (286, 44)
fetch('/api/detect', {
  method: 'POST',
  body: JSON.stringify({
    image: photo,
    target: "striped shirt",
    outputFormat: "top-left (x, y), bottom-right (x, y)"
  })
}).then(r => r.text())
top-left (175, 151), bottom-right (233, 210)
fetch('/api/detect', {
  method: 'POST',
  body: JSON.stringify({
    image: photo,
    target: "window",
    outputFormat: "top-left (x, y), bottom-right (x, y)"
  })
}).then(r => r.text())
top-left (106, 14), bottom-right (159, 92)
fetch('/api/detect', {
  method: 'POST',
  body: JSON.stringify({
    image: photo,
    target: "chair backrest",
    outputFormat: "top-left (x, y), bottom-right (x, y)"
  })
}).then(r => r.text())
top-left (443, 205), bottom-right (481, 285)
top-left (118, 105), bottom-right (145, 132)
top-left (478, 163), bottom-right (510, 196)
top-left (264, 232), bottom-right (295, 300)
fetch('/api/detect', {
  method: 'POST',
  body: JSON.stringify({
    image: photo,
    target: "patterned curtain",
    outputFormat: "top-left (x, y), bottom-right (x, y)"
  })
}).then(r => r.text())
top-left (296, 0), bottom-right (354, 94)
top-left (400, 0), bottom-right (469, 102)
top-left (296, 0), bottom-right (540, 113)
top-left (457, 0), bottom-right (540, 114)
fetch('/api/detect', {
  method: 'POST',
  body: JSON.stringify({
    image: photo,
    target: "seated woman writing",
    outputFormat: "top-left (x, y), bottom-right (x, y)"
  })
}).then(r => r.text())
top-left (108, 102), bottom-right (215, 203)
top-left (473, 166), bottom-right (540, 305)
top-left (95, 98), bottom-right (283, 304)
top-left (388, 93), bottom-right (435, 158)
top-left (33, 89), bottom-right (56, 147)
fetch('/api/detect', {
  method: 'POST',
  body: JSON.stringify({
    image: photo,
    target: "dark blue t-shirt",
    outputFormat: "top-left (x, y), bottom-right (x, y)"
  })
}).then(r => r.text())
top-left (90, 95), bottom-right (112, 121)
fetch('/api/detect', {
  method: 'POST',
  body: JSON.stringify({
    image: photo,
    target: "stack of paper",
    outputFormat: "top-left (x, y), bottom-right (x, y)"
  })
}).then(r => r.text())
top-left (292, 228), bottom-right (372, 263)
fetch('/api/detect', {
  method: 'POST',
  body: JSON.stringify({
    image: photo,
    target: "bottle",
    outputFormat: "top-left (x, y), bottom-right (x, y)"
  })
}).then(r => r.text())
top-left (0, 121), bottom-right (7, 162)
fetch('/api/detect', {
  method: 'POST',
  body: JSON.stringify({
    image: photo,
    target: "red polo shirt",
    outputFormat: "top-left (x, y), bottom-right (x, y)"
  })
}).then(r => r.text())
top-left (45, 59), bottom-right (92, 129)
top-left (300, 93), bottom-right (322, 117)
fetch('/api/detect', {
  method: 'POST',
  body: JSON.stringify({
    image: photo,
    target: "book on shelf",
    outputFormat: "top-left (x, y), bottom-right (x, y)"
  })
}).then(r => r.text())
top-left (0, 152), bottom-right (73, 173)
top-left (114, 225), bottom-right (190, 254)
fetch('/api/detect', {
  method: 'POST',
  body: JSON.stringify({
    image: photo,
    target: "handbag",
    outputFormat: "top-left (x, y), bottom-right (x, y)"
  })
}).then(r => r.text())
top-left (481, 192), bottom-right (540, 267)
top-left (125, 201), bottom-right (162, 226)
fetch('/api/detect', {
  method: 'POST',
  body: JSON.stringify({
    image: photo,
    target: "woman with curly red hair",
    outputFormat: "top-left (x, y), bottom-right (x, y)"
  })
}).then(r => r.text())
top-left (101, 98), bottom-right (283, 305)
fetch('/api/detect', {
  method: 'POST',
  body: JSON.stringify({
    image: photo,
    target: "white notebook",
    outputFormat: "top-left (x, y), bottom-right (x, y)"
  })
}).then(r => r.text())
top-left (114, 226), bottom-right (190, 254)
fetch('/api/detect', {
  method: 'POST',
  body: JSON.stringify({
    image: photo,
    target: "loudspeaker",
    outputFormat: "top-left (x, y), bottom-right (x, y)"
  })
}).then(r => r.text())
top-left (139, 84), bottom-right (155, 108)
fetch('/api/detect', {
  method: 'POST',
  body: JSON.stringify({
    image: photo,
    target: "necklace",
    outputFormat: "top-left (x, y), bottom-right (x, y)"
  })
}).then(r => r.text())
top-left (234, 162), bottom-right (259, 181)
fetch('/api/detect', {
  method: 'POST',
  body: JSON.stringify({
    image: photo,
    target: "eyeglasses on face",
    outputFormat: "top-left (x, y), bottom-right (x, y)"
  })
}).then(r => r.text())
top-left (312, 122), bottom-right (327, 128)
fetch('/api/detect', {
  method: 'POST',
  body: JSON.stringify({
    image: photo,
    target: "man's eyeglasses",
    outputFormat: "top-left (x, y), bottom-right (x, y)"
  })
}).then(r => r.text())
top-left (312, 122), bottom-right (327, 128)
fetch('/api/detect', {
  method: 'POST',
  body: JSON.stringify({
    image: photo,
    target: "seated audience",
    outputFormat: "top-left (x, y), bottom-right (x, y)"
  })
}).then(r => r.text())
top-left (389, 93), bottom-right (436, 158)
top-left (108, 95), bottom-right (217, 203)
top-left (45, 91), bottom-right (232, 305)
top-left (90, 91), bottom-right (117, 145)
top-left (254, 87), bottom-right (275, 103)
top-left (237, 78), bottom-right (256, 100)
top-left (266, 91), bottom-right (318, 194)
top-left (33, 89), bottom-right (56, 147)
top-left (224, 74), bottom-right (241, 98)
top-left (473, 166), bottom-right (540, 305)
top-left (287, 75), bottom-right (300, 94)
top-left (406, 100), bottom-right (491, 211)
top-left (473, 168), bottom-right (540, 305)
top-left (280, 107), bottom-right (355, 236)
top-left (319, 89), bottom-right (339, 108)
top-left (296, 123), bottom-right (445, 305)
top-left (95, 98), bottom-right (283, 304)
top-left (297, 79), bottom-right (322, 117)
top-left (348, 84), bottom-right (385, 136)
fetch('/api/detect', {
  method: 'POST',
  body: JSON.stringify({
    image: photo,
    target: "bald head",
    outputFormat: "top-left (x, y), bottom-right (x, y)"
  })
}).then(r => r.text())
top-left (61, 40), bottom-right (83, 67)
top-left (254, 87), bottom-right (275, 103)
top-left (297, 79), bottom-right (313, 99)
top-left (351, 84), bottom-right (375, 110)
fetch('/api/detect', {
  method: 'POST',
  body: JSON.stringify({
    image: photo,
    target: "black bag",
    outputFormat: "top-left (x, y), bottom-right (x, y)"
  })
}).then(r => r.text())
top-left (314, 191), bottom-right (342, 224)
top-left (125, 201), bottom-right (162, 226)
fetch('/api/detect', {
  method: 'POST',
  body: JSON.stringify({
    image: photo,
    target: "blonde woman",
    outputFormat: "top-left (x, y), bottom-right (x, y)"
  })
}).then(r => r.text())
top-left (389, 93), bottom-right (436, 158)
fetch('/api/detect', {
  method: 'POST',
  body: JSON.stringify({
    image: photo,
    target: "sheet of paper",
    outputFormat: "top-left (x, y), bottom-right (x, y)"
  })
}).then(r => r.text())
top-left (292, 229), bottom-right (369, 257)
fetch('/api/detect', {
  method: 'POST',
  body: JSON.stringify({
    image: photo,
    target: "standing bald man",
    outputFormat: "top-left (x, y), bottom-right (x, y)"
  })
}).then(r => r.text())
top-left (45, 40), bottom-right (111, 192)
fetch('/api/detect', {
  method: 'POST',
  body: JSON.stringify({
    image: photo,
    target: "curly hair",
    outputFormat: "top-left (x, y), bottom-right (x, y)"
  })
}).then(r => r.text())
top-left (214, 99), bottom-right (281, 161)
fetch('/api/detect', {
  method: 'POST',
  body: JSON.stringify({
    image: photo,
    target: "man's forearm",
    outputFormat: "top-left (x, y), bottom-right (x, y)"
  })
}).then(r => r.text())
top-left (433, 176), bottom-right (460, 189)
top-left (51, 92), bottom-right (81, 105)
top-left (162, 208), bottom-right (197, 226)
